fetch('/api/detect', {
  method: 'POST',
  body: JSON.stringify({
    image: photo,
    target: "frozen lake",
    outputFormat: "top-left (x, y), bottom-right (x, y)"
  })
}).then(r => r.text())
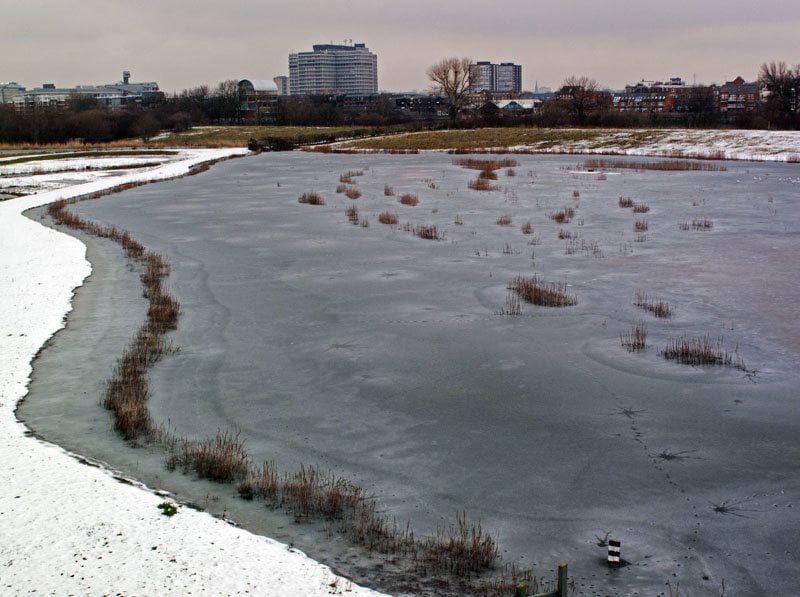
top-left (23, 152), bottom-right (800, 594)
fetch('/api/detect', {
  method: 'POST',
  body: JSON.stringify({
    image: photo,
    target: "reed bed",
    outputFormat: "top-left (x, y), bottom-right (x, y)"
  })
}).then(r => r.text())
top-left (521, 221), bottom-right (533, 234)
top-left (661, 335), bottom-right (745, 369)
top-left (692, 219), bottom-right (713, 230)
top-left (632, 202), bottom-right (650, 213)
top-left (634, 219), bottom-right (649, 232)
top-left (384, 184), bottom-right (395, 196)
top-left (298, 192), bottom-right (325, 205)
top-left (508, 275), bottom-right (577, 307)
top-left (496, 214), bottom-right (512, 226)
top-left (620, 321), bottom-right (648, 352)
top-left (584, 158), bottom-right (726, 171)
top-left (634, 292), bottom-right (673, 318)
top-left (399, 193), bottom-right (419, 206)
top-left (618, 196), bottom-right (634, 208)
top-left (167, 430), bottom-right (250, 483)
top-left (479, 170), bottom-right (498, 180)
top-left (453, 158), bottom-right (519, 171)
top-left (495, 291), bottom-right (522, 316)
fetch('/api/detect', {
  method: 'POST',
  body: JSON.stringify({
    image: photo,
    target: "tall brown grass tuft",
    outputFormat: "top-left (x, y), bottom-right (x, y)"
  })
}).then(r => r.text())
top-left (298, 192), bottom-right (325, 205)
top-left (421, 512), bottom-right (499, 576)
top-left (384, 184), bottom-right (394, 196)
top-left (339, 170), bottom-right (363, 184)
top-left (549, 207), bottom-right (575, 224)
top-left (399, 193), bottom-right (419, 206)
top-left (377, 211), bottom-right (399, 224)
top-left (621, 321), bottom-right (648, 352)
top-left (618, 196), bottom-right (634, 208)
top-left (479, 169), bottom-right (498, 180)
top-left (345, 204), bottom-right (360, 225)
top-left (632, 202), bottom-right (650, 213)
top-left (344, 187), bottom-right (361, 200)
top-left (496, 214), bottom-right (512, 226)
top-left (414, 224), bottom-right (445, 240)
top-left (634, 291), bottom-right (673, 318)
top-left (521, 220), bottom-right (533, 234)
top-left (508, 275), bottom-right (577, 307)
top-left (661, 336), bottom-right (745, 369)
top-left (167, 429), bottom-right (250, 483)
top-left (468, 177), bottom-right (498, 191)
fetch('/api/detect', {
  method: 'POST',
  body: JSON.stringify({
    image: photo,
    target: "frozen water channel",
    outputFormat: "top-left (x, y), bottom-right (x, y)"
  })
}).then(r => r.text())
top-left (23, 151), bottom-right (800, 594)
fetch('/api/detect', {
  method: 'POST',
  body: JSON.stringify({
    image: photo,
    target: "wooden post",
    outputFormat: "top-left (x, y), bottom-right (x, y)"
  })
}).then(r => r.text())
top-left (557, 562), bottom-right (568, 597)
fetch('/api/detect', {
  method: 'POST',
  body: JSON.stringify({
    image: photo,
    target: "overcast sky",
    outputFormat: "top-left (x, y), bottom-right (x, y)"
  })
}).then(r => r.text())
top-left (2, 0), bottom-right (799, 93)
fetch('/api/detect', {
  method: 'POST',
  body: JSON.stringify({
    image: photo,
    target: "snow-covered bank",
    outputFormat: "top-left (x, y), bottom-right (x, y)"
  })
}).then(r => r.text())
top-left (0, 148), bottom-right (381, 596)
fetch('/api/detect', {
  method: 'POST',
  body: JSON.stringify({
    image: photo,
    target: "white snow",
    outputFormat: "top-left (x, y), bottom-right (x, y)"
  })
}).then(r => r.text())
top-left (0, 148), bottom-right (382, 596)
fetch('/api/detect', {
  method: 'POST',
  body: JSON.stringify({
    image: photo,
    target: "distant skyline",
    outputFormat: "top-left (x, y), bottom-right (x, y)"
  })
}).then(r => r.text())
top-left (2, 0), bottom-right (798, 93)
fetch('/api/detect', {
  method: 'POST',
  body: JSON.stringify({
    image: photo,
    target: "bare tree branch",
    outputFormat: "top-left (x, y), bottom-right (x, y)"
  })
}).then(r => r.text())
top-left (427, 57), bottom-right (473, 122)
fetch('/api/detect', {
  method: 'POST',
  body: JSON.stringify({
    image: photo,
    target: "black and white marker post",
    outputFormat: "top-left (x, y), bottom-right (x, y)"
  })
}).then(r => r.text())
top-left (608, 538), bottom-right (621, 567)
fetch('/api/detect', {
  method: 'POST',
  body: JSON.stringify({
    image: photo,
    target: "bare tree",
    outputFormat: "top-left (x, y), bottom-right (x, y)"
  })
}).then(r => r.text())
top-left (560, 75), bottom-right (601, 124)
top-left (759, 61), bottom-right (800, 123)
top-left (427, 57), bottom-right (473, 122)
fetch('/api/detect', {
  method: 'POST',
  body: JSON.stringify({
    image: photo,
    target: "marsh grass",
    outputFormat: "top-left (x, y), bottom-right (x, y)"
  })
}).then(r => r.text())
top-left (167, 429), bottom-right (250, 483)
top-left (618, 196), bottom-right (634, 208)
top-left (495, 291), bottom-right (521, 316)
top-left (399, 193), bottom-right (419, 206)
top-left (496, 214), bottom-right (512, 226)
top-left (632, 202), bottom-right (650, 213)
top-left (521, 220), bottom-right (533, 234)
top-left (585, 158), bottom-right (726, 172)
top-left (634, 219), bottom-right (649, 232)
top-left (620, 321), bottom-right (648, 352)
top-left (345, 205), bottom-right (360, 225)
top-left (383, 184), bottom-right (394, 196)
top-left (468, 177), bottom-right (499, 191)
top-left (634, 292), bottom-right (673, 318)
top-left (550, 207), bottom-right (575, 224)
top-left (661, 335), bottom-right (745, 369)
top-left (508, 275), bottom-right (577, 307)
top-left (414, 224), bottom-right (445, 240)
top-left (692, 219), bottom-right (713, 230)
top-left (298, 192), bottom-right (325, 205)
top-left (453, 158), bottom-right (519, 171)
top-left (378, 211), bottom-right (399, 224)
top-left (479, 169), bottom-right (498, 180)
top-left (339, 170), bottom-right (363, 183)
top-left (344, 187), bottom-right (362, 200)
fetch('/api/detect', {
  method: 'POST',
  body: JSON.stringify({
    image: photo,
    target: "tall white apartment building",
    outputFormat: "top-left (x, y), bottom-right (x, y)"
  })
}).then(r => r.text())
top-left (288, 43), bottom-right (378, 95)
top-left (470, 61), bottom-right (522, 94)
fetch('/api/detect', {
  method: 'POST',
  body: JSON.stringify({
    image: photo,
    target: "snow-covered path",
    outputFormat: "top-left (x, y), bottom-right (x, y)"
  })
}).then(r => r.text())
top-left (0, 149), bottom-right (381, 596)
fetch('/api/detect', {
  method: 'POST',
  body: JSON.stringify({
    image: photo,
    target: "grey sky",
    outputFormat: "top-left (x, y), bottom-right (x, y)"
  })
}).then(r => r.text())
top-left (2, 0), bottom-right (798, 93)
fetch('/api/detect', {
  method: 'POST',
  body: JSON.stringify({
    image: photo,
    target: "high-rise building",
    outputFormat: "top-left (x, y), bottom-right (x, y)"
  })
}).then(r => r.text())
top-left (470, 61), bottom-right (522, 94)
top-left (288, 43), bottom-right (378, 95)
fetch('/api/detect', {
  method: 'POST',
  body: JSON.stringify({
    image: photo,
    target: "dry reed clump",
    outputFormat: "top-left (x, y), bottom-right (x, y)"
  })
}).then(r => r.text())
top-left (344, 187), bottom-right (362, 200)
top-left (632, 202), bottom-right (650, 213)
top-left (618, 196), bottom-right (634, 208)
top-left (336, 184), bottom-right (347, 193)
top-left (496, 214), bottom-right (512, 226)
top-left (298, 192), bottom-right (325, 205)
top-left (558, 228), bottom-right (574, 240)
top-left (620, 321), bottom-right (648, 352)
top-left (454, 214), bottom-right (464, 225)
top-left (377, 211), bottom-right (399, 224)
top-left (584, 158), bottom-right (726, 171)
top-left (384, 184), bottom-right (394, 196)
top-left (634, 291), bottom-right (673, 318)
top-left (167, 430), bottom-right (251, 483)
top-left (678, 221), bottom-right (691, 231)
top-left (661, 335), bottom-right (745, 369)
top-left (495, 290), bottom-right (521, 316)
top-left (399, 193), bottom-right (419, 206)
top-left (634, 219), bottom-right (648, 232)
top-left (453, 158), bottom-right (519, 171)
top-left (508, 275), bottom-right (577, 307)
top-left (572, 190), bottom-right (580, 198)
top-left (420, 513), bottom-right (499, 577)
top-left (692, 219), bottom-right (713, 230)
top-left (468, 177), bottom-right (499, 192)
top-left (506, 168), bottom-right (516, 177)
top-left (339, 170), bottom-right (364, 184)
top-left (414, 224), bottom-right (445, 240)
top-left (345, 205), bottom-right (360, 225)
top-left (479, 169), bottom-right (498, 180)
top-left (549, 207), bottom-right (575, 224)
top-left (521, 221), bottom-right (533, 234)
